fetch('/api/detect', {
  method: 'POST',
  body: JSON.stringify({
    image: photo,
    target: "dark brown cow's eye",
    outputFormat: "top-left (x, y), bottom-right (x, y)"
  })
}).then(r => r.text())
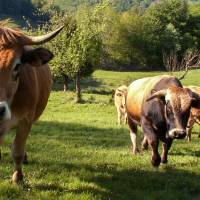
top-left (12, 64), bottom-right (21, 81)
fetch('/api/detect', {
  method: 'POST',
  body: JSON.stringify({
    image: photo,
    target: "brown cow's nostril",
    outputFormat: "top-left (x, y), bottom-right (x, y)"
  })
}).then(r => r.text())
top-left (0, 107), bottom-right (5, 117)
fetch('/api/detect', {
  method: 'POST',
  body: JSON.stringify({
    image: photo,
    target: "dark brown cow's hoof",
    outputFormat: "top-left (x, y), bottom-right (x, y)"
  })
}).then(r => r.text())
top-left (151, 156), bottom-right (161, 167)
top-left (23, 159), bottom-right (29, 165)
top-left (161, 158), bottom-right (168, 164)
top-left (141, 144), bottom-right (148, 151)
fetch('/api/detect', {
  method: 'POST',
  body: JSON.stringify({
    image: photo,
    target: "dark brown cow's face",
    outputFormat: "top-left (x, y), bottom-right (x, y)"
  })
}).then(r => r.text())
top-left (164, 87), bottom-right (191, 139)
top-left (147, 86), bottom-right (200, 139)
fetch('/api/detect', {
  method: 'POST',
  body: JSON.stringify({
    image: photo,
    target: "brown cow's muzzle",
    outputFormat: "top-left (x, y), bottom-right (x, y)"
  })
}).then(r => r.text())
top-left (169, 129), bottom-right (186, 139)
top-left (0, 107), bottom-right (5, 120)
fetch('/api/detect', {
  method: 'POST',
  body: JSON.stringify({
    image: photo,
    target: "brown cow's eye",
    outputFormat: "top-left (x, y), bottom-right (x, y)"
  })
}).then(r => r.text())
top-left (12, 64), bottom-right (21, 81)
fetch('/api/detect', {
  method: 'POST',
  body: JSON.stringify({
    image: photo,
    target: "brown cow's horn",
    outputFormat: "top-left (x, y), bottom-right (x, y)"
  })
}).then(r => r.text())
top-left (27, 26), bottom-right (64, 45)
top-left (146, 89), bottom-right (167, 101)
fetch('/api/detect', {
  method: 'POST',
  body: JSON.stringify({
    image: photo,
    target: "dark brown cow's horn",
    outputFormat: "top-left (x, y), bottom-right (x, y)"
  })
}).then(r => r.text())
top-left (146, 89), bottom-right (167, 101)
top-left (26, 26), bottom-right (64, 45)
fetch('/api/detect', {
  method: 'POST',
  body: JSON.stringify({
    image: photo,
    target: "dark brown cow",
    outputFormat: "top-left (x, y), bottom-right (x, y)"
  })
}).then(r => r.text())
top-left (126, 75), bottom-right (200, 167)
top-left (0, 20), bottom-right (63, 183)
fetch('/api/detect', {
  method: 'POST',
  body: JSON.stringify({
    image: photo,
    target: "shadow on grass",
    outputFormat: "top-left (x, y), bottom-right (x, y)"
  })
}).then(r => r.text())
top-left (31, 120), bottom-right (130, 149)
top-left (28, 121), bottom-right (200, 199)
top-left (52, 77), bottom-right (109, 93)
top-left (32, 161), bottom-right (200, 200)
top-left (3, 120), bottom-right (200, 199)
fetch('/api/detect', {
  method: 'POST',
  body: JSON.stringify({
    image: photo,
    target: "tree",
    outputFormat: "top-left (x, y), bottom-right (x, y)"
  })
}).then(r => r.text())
top-left (44, 5), bottom-right (102, 102)
top-left (141, 0), bottom-right (190, 67)
top-left (163, 49), bottom-right (200, 79)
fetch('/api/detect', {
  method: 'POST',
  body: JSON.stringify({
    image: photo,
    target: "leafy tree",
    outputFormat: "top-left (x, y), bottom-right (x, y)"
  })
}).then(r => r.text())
top-left (44, 5), bottom-right (102, 102)
top-left (140, 0), bottom-right (190, 67)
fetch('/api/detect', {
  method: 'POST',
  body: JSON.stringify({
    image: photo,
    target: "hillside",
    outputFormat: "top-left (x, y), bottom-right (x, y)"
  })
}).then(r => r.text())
top-left (48, 0), bottom-right (200, 11)
top-left (1, 0), bottom-right (200, 26)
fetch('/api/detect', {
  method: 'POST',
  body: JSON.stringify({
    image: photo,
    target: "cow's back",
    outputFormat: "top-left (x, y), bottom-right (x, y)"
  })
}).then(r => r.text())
top-left (126, 75), bottom-right (181, 123)
top-left (11, 64), bottom-right (52, 122)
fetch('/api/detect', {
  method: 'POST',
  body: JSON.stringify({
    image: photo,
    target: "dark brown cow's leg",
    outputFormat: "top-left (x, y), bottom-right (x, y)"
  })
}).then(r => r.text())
top-left (141, 136), bottom-right (148, 151)
top-left (12, 120), bottom-right (31, 183)
top-left (127, 117), bottom-right (139, 154)
top-left (141, 117), bottom-right (161, 167)
top-left (161, 138), bottom-right (173, 164)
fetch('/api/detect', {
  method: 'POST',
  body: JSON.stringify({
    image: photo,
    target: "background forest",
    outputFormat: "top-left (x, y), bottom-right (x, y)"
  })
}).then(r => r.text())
top-left (1, 0), bottom-right (200, 99)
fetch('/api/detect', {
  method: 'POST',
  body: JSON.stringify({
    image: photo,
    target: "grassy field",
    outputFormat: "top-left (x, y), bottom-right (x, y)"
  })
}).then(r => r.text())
top-left (1, 70), bottom-right (200, 200)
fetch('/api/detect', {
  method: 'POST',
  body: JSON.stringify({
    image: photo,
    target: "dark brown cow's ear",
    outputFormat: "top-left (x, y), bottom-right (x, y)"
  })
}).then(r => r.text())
top-left (21, 48), bottom-right (54, 67)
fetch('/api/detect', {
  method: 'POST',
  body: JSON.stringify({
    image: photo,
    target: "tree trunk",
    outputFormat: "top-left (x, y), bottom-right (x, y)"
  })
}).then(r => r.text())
top-left (75, 74), bottom-right (82, 103)
top-left (63, 75), bottom-right (69, 92)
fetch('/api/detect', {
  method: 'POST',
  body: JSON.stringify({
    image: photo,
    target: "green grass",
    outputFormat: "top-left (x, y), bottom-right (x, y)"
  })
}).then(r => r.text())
top-left (1, 70), bottom-right (200, 200)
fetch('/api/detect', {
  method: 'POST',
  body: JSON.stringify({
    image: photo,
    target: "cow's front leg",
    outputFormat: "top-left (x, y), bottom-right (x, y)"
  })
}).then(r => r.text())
top-left (12, 120), bottom-right (31, 183)
top-left (124, 112), bottom-right (128, 125)
top-left (141, 136), bottom-right (148, 151)
top-left (148, 136), bottom-right (160, 167)
top-left (117, 108), bottom-right (122, 125)
top-left (161, 138), bottom-right (173, 164)
top-left (141, 117), bottom-right (161, 167)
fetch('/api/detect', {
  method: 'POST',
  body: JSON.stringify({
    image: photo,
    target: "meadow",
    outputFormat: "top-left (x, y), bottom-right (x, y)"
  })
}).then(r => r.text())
top-left (0, 70), bottom-right (200, 200)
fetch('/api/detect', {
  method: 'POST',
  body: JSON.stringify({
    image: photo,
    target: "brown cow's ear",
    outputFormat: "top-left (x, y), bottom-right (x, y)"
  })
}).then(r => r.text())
top-left (21, 48), bottom-right (54, 67)
top-left (185, 88), bottom-right (200, 108)
top-left (190, 91), bottom-right (200, 109)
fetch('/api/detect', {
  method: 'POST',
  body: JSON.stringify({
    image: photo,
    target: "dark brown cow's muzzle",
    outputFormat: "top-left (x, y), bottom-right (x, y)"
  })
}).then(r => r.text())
top-left (169, 129), bottom-right (186, 139)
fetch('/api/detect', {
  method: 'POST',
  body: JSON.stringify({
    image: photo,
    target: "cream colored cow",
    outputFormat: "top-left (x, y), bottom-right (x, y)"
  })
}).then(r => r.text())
top-left (114, 85), bottom-right (128, 125)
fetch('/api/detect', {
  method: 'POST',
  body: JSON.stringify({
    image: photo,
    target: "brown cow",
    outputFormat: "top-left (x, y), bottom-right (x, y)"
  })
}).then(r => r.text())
top-left (114, 85), bottom-right (127, 125)
top-left (0, 20), bottom-right (63, 183)
top-left (184, 86), bottom-right (200, 141)
top-left (126, 75), bottom-right (200, 167)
